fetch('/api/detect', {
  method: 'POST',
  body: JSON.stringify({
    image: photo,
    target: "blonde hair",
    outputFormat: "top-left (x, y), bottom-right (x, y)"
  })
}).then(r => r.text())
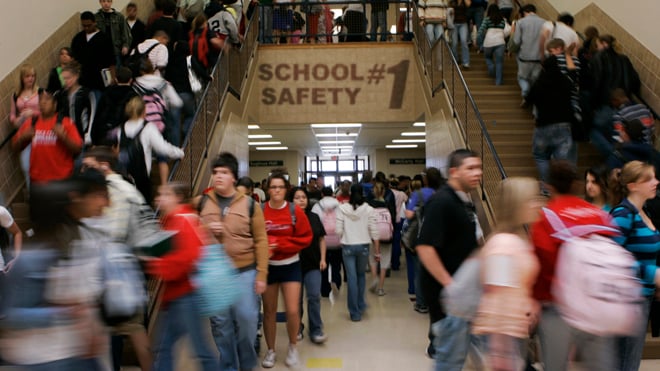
top-left (125, 96), bottom-right (146, 119)
top-left (17, 64), bottom-right (38, 97)
top-left (611, 161), bottom-right (655, 205)
top-left (495, 177), bottom-right (540, 234)
top-left (373, 181), bottom-right (385, 200)
top-left (410, 179), bottom-right (422, 191)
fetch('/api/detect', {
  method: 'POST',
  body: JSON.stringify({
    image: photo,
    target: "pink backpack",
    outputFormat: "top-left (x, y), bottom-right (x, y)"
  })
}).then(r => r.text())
top-left (544, 208), bottom-right (643, 336)
top-left (320, 205), bottom-right (341, 248)
top-left (373, 207), bottom-right (393, 242)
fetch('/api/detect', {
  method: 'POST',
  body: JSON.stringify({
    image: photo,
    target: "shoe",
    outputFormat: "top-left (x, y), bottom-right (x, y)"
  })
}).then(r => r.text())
top-left (330, 282), bottom-right (340, 296)
top-left (369, 280), bottom-right (378, 293)
top-left (414, 304), bottom-right (429, 313)
top-left (377, 289), bottom-right (386, 296)
top-left (350, 315), bottom-right (362, 322)
top-left (285, 345), bottom-right (299, 367)
top-left (262, 349), bottom-right (276, 368)
top-left (311, 333), bottom-right (328, 344)
top-left (297, 332), bottom-right (303, 341)
top-left (409, 295), bottom-right (416, 302)
top-left (462, 64), bottom-right (470, 69)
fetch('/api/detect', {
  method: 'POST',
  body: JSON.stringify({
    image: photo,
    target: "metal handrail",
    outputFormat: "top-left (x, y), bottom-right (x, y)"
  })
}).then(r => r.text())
top-left (410, 0), bottom-right (507, 221)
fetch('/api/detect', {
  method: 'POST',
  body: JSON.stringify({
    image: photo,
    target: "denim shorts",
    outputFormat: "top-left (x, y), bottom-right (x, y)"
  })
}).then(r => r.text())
top-left (267, 261), bottom-right (302, 284)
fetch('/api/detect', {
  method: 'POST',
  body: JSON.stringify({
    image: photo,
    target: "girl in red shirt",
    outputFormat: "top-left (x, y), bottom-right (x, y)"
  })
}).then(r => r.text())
top-left (260, 172), bottom-right (313, 368)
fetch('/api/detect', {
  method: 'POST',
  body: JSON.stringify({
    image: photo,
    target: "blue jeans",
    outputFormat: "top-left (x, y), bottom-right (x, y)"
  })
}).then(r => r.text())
top-left (370, 10), bottom-right (388, 41)
top-left (16, 358), bottom-right (101, 371)
top-left (432, 315), bottom-right (485, 371)
top-left (405, 248), bottom-right (416, 295)
top-left (425, 23), bottom-right (444, 46)
top-left (342, 244), bottom-right (369, 320)
top-left (391, 220), bottom-right (403, 270)
top-left (451, 23), bottom-right (470, 66)
top-left (153, 293), bottom-right (215, 371)
top-left (539, 305), bottom-right (615, 371)
top-left (484, 44), bottom-right (505, 85)
top-left (532, 122), bottom-right (575, 183)
top-left (467, 6), bottom-right (485, 32)
top-left (590, 105), bottom-right (617, 157)
top-left (300, 269), bottom-right (324, 337)
top-left (617, 296), bottom-right (653, 371)
top-left (210, 269), bottom-right (259, 371)
top-left (179, 91), bottom-right (196, 144)
top-left (517, 60), bottom-right (542, 97)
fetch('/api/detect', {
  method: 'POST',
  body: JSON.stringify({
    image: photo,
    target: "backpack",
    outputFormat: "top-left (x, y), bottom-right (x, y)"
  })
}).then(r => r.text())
top-left (401, 190), bottom-right (424, 253)
top-left (183, 0), bottom-right (205, 21)
top-left (181, 214), bottom-right (241, 316)
top-left (373, 206), bottom-right (393, 242)
top-left (544, 207), bottom-right (644, 336)
top-left (126, 43), bottom-right (159, 78)
top-left (132, 83), bottom-right (168, 134)
top-left (99, 244), bottom-right (147, 326)
top-left (118, 123), bottom-right (150, 202)
top-left (319, 204), bottom-right (341, 248)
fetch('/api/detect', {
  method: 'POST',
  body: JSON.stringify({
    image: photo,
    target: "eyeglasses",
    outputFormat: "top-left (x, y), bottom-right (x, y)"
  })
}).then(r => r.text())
top-left (269, 185), bottom-right (287, 190)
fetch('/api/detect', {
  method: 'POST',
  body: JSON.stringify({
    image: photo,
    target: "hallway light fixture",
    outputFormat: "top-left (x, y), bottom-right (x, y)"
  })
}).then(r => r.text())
top-left (401, 132), bottom-right (426, 136)
top-left (248, 125), bottom-right (260, 130)
top-left (311, 123), bottom-right (362, 128)
top-left (256, 146), bottom-right (288, 150)
top-left (318, 140), bottom-right (355, 144)
top-left (386, 144), bottom-right (418, 148)
top-left (413, 122), bottom-right (426, 127)
top-left (248, 134), bottom-right (273, 139)
top-left (321, 146), bottom-right (353, 150)
top-left (393, 139), bottom-right (426, 143)
top-left (315, 133), bottom-right (358, 137)
top-left (248, 141), bottom-right (281, 145)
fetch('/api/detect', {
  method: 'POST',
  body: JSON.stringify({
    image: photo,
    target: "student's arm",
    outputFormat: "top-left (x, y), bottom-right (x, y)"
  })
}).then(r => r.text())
top-left (3, 222), bottom-right (22, 271)
top-left (416, 244), bottom-right (453, 287)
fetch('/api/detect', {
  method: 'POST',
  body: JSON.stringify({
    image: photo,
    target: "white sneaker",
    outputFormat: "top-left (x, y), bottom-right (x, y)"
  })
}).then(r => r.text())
top-left (285, 345), bottom-right (300, 367)
top-left (262, 349), bottom-right (276, 368)
top-left (311, 333), bottom-right (328, 344)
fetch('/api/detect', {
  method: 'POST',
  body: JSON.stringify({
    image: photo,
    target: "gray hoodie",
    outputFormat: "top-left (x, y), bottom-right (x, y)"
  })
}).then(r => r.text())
top-left (336, 203), bottom-right (379, 245)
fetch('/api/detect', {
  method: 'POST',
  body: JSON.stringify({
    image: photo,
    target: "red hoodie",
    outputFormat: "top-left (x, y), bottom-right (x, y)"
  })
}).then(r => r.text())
top-left (263, 201), bottom-right (313, 263)
top-left (531, 195), bottom-right (615, 302)
top-left (148, 204), bottom-right (204, 305)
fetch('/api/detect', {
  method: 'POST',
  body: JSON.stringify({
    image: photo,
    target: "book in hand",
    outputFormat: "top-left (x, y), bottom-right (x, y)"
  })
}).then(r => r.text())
top-left (135, 230), bottom-right (178, 257)
top-left (101, 68), bottom-right (113, 87)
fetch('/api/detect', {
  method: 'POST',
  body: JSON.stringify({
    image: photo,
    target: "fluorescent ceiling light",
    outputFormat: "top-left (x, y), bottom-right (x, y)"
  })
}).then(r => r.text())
top-left (401, 132), bottom-right (426, 136)
top-left (256, 146), bottom-right (288, 150)
top-left (311, 123), bottom-right (362, 128)
top-left (316, 133), bottom-right (358, 138)
top-left (386, 144), bottom-right (418, 148)
top-left (248, 141), bottom-right (281, 145)
top-left (248, 125), bottom-right (260, 130)
top-left (318, 140), bottom-right (355, 144)
top-left (248, 134), bottom-right (272, 139)
top-left (413, 122), bottom-right (426, 127)
top-left (393, 139), bottom-right (426, 143)
top-left (320, 146), bottom-right (353, 150)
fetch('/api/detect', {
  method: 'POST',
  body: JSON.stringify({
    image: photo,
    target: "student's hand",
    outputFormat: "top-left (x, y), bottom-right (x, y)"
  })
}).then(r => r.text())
top-left (21, 109), bottom-right (34, 118)
top-left (255, 280), bottom-right (266, 294)
top-left (121, 46), bottom-right (129, 56)
top-left (22, 127), bottom-right (35, 142)
top-left (320, 259), bottom-right (327, 271)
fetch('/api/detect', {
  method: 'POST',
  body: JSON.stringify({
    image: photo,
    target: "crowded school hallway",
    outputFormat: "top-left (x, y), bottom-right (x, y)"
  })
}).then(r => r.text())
top-left (117, 261), bottom-right (660, 371)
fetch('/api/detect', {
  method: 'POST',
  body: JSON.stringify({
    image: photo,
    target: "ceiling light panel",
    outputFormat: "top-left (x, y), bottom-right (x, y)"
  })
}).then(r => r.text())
top-left (413, 122), bottom-right (426, 127)
top-left (315, 133), bottom-right (358, 137)
top-left (320, 146), bottom-right (353, 150)
top-left (401, 132), bottom-right (426, 136)
top-left (393, 139), bottom-right (426, 143)
top-left (311, 123), bottom-right (362, 128)
top-left (248, 125), bottom-right (260, 130)
top-left (318, 140), bottom-right (355, 144)
top-left (248, 134), bottom-right (273, 139)
top-left (256, 146), bottom-right (288, 150)
top-left (248, 141), bottom-right (281, 145)
top-left (386, 144), bottom-right (418, 148)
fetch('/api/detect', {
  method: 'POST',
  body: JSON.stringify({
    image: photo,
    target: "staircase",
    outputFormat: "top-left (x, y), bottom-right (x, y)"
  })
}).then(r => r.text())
top-left (459, 48), bottom-right (602, 179)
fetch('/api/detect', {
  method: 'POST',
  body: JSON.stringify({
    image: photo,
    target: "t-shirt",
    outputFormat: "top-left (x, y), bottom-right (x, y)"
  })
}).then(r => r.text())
top-left (14, 115), bottom-right (82, 184)
top-left (0, 207), bottom-right (14, 229)
top-left (542, 21), bottom-right (579, 52)
top-left (406, 187), bottom-right (435, 211)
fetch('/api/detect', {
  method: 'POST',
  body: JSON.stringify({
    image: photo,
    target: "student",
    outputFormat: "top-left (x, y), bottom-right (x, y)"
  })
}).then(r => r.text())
top-left (95, 0), bottom-right (133, 67)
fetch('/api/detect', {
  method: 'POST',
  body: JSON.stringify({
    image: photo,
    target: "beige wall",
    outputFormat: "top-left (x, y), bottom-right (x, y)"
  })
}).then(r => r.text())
top-left (548, 0), bottom-right (660, 56)
top-left (374, 148), bottom-right (427, 177)
top-left (249, 150), bottom-right (304, 187)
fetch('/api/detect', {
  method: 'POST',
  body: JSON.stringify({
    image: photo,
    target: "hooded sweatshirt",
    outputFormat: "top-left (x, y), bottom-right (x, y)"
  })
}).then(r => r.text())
top-left (311, 196), bottom-right (340, 217)
top-left (336, 203), bottom-right (379, 245)
top-left (133, 74), bottom-right (183, 109)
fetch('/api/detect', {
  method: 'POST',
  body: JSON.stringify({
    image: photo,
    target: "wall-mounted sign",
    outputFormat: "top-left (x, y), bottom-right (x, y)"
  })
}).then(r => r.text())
top-left (389, 158), bottom-right (426, 165)
top-left (250, 160), bottom-right (284, 167)
top-left (253, 46), bottom-right (421, 124)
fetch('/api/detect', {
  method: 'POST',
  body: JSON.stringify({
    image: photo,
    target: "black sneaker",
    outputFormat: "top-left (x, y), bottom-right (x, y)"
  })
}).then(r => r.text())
top-left (426, 343), bottom-right (435, 359)
top-left (414, 304), bottom-right (429, 313)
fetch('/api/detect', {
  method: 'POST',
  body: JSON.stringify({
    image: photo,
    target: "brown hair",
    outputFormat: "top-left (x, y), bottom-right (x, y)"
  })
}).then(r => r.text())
top-left (611, 161), bottom-right (655, 205)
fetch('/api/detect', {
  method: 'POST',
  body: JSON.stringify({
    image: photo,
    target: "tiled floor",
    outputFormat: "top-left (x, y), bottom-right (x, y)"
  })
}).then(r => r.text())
top-left (131, 260), bottom-right (660, 370)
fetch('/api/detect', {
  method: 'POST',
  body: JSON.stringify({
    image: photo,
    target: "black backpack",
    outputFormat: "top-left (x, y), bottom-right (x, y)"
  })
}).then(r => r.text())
top-left (118, 123), bottom-right (151, 203)
top-left (126, 43), bottom-right (159, 78)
